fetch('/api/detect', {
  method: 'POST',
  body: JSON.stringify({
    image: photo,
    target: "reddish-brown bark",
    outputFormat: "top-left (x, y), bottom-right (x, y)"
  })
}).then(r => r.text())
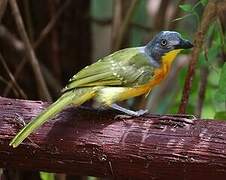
top-left (0, 96), bottom-right (226, 179)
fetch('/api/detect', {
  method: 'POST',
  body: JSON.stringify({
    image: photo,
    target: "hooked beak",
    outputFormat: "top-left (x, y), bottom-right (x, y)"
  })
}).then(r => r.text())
top-left (175, 39), bottom-right (193, 49)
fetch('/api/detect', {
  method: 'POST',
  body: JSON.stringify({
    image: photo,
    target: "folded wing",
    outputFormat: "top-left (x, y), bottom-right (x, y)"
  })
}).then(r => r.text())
top-left (62, 48), bottom-right (154, 92)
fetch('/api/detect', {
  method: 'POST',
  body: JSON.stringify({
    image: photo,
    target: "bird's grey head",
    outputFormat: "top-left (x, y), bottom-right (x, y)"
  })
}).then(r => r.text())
top-left (145, 31), bottom-right (193, 67)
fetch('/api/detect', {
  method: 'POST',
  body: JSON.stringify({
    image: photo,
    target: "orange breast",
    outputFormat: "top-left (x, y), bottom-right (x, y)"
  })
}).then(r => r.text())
top-left (150, 63), bottom-right (170, 85)
top-left (108, 50), bottom-right (181, 102)
top-left (119, 63), bottom-right (171, 100)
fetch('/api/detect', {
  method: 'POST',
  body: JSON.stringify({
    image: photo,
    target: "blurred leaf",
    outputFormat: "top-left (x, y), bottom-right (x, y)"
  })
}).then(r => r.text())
top-left (214, 63), bottom-right (226, 103)
top-left (200, 0), bottom-right (208, 6)
top-left (130, 0), bottom-right (148, 46)
top-left (91, 0), bottom-right (113, 19)
top-left (40, 172), bottom-right (55, 180)
top-left (214, 90), bottom-right (226, 103)
top-left (213, 26), bottom-right (222, 46)
top-left (88, 177), bottom-right (98, 180)
top-left (207, 44), bottom-right (220, 60)
top-left (214, 111), bottom-right (226, 119)
top-left (199, 42), bottom-right (220, 66)
top-left (217, 63), bottom-right (226, 93)
top-left (207, 23), bottom-right (216, 37)
top-left (179, 4), bottom-right (193, 13)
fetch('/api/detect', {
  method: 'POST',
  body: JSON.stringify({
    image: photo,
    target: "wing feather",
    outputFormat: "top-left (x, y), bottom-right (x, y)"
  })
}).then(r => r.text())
top-left (62, 48), bottom-right (154, 92)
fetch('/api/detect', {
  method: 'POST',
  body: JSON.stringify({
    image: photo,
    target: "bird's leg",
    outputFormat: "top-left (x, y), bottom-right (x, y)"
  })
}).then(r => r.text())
top-left (111, 103), bottom-right (148, 118)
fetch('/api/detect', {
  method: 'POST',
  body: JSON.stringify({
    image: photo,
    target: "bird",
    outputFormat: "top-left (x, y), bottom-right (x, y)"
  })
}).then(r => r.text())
top-left (9, 31), bottom-right (193, 148)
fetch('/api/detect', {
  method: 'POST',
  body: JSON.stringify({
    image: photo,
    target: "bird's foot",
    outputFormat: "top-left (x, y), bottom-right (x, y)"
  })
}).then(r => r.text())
top-left (114, 109), bottom-right (148, 120)
top-left (111, 104), bottom-right (148, 117)
top-left (135, 109), bottom-right (149, 116)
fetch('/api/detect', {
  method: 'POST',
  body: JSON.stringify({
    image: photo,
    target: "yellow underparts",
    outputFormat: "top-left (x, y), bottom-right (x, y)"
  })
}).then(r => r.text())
top-left (98, 49), bottom-right (181, 105)
top-left (145, 49), bottom-right (182, 92)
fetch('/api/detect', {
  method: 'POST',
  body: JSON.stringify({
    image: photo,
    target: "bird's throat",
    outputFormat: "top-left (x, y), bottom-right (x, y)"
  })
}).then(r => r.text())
top-left (161, 49), bottom-right (181, 68)
top-left (151, 49), bottom-right (181, 85)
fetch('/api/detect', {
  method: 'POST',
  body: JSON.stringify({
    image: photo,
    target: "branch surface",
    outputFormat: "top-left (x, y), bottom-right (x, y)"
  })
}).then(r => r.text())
top-left (0, 97), bottom-right (226, 179)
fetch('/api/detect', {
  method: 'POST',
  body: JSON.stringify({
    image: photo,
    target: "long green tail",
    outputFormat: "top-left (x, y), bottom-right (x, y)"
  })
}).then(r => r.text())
top-left (10, 88), bottom-right (96, 148)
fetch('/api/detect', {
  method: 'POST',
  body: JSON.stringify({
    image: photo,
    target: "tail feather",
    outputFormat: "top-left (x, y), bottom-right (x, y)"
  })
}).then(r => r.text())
top-left (10, 88), bottom-right (96, 148)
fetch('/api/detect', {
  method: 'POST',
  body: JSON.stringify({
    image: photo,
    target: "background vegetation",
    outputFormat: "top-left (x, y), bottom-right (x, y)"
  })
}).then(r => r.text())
top-left (0, 0), bottom-right (226, 179)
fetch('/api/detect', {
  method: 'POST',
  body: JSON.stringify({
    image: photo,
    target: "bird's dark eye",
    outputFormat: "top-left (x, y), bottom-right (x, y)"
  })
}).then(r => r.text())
top-left (160, 39), bottom-right (167, 46)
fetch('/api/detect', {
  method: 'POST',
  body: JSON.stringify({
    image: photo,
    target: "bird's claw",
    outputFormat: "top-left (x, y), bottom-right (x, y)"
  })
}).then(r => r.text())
top-left (114, 109), bottom-right (148, 121)
top-left (135, 109), bottom-right (148, 116)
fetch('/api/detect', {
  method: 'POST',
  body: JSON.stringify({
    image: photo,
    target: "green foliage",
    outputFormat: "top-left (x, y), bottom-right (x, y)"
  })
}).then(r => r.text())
top-left (200, 0), bottom-right (208, 6)
top-left (215, 111), bottom-right (226, 119)
top-left (165, 0), bottom-right (226, 119)
top-left (198, 45), bottom-right (220, 66)
top-left (91, 0), bottom-right (113, 19)
top-left (40, 172), bottom-right (55, 180)
top-left (199, 22), bottom-right (222, 66)
top-left (179, 4), bottom-right (193, 12)
top-left (214, 63), bottom-right (226, 103)
top-left (178, 0), bottom-right (208, 24)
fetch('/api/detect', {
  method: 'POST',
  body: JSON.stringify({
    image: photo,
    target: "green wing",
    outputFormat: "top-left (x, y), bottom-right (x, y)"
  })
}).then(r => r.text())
top-left (62, 48), bottom-right (154, 92)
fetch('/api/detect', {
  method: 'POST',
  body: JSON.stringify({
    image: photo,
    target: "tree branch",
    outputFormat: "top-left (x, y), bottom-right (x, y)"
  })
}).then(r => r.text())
top-left (153, 0), bottom-right (170, 32)
top-left (3, 0), bottom-right (71, 97)
top-left (9, 0), bottom-right (52, 102)
top-left (168, 0), bottom-right (186, 29)
top-left (196, 66), bottom-right (209, 117)
top-left (0, 53), bottom-right (27, 99)
top-left (112, 0), bottom-right (139, 51)
top-left (1, 96), bottom-right (226, 179)
top-left (0, 0), bottom-right (8, 22)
